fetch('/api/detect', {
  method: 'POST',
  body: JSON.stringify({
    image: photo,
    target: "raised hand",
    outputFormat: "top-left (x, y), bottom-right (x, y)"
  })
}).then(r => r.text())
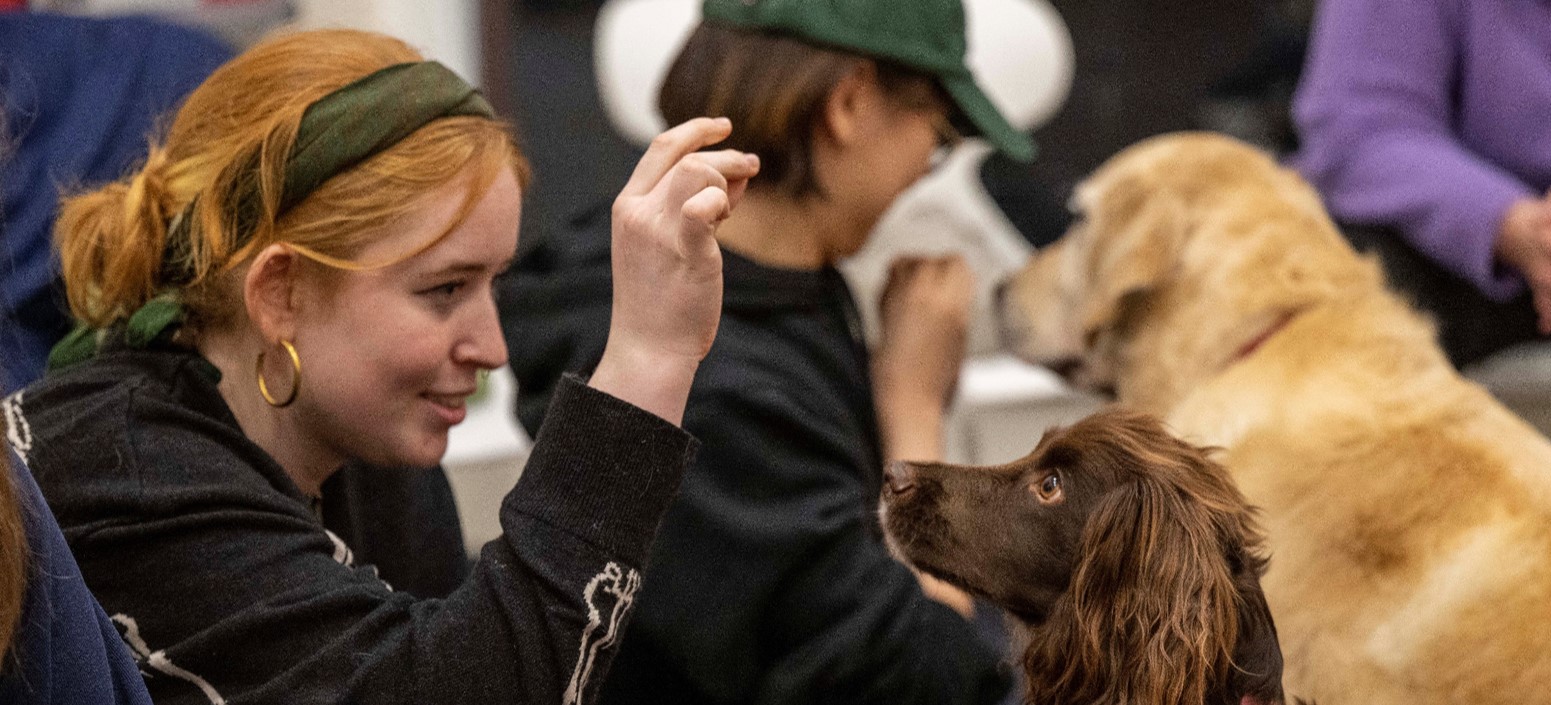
top-left (871, 255), bottom-right (975, 462)
top-left (589, 117), bottom-right (760, 424)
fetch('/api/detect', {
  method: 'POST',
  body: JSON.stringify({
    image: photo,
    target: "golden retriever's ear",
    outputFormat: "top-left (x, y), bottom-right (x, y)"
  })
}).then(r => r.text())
top-left (1078, 184), bottom-right (1187, 342)
top-left (1024, 473), bottom-right (1240, 704)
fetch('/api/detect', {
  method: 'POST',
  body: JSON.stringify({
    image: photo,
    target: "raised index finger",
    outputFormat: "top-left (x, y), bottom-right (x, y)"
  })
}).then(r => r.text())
top-left (622, 117), bottom-right (734, 198)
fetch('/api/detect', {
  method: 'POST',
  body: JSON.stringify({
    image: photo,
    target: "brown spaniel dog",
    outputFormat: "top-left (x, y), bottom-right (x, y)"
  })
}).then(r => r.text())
top-left (881, 409), bottom-right (1290, 705)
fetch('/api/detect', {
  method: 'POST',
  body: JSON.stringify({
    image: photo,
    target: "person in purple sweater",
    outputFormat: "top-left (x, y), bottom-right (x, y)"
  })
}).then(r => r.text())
top-left (1291, 0), bottom-right (1551, 367)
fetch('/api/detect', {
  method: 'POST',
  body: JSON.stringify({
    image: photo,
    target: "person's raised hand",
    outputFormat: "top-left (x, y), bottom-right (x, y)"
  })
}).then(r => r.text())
top-left (590, 117), bottom-right (760, 424)
top-left (872, 255), bottom-right (975, 462)
top-left (1494, 192), bottom-right (1551, 334)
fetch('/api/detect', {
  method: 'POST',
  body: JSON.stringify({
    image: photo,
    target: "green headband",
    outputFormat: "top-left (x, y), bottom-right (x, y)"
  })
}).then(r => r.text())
top-left (52, 60), bottom-right (495, 371)
top-left (159, 60), bottom-right (495, 285)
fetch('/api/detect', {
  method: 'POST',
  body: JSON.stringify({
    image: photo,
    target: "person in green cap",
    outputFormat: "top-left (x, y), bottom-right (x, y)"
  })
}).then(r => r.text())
top-left (9, 27), bottom-right (760, 705)
top-left (503, 0), bottom-right (1035, 703)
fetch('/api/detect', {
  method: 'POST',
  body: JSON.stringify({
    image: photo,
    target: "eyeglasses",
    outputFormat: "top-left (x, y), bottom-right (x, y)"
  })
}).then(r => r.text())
top-left (929, 112), bottom-right (963, 171)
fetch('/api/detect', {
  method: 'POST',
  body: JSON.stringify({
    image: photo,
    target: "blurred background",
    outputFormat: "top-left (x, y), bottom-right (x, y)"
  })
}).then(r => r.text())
top-left (12, 0), bottom-right (1546, 557)
top-left (0, 0), bottom-right (1330, 555)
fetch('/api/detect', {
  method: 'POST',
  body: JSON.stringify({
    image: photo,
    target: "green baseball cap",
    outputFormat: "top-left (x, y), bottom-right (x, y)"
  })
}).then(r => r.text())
top-left (702, 0), bottom-right (1035, 161)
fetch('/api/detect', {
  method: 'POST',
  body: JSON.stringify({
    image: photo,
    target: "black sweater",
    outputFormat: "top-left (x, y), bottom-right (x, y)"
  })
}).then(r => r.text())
top-left (10, 344), bottom-right (696, 705)
top-left (502, 214), bottom-right (1011, 705)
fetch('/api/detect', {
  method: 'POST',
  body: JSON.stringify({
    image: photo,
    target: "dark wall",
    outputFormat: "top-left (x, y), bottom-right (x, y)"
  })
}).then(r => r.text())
top-left (1023, 0), bottom-right (1263, 192)
top-left (496, 2), bottom-right (636, 255)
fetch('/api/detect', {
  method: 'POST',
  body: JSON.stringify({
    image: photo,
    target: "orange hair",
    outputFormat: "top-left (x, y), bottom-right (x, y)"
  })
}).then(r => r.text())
top-left (55, 29), bottom-right (529, 333)
top-left (0, 446), bottom-right (24, 664)
top-left (0, 121), bottom-right (26, 666)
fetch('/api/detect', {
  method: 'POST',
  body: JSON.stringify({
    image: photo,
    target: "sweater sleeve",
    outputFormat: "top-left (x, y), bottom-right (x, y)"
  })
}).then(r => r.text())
top-left (35, 374), bottom-right (694, 705)
top-left (1290, 0), bottom-right (1535, 299)
top-left (610, 383), bottom-right (1010, 705)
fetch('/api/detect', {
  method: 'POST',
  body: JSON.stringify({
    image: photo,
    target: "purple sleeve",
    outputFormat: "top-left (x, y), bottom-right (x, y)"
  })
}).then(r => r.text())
top-left (1290, 0), bottom-right (1535, 300)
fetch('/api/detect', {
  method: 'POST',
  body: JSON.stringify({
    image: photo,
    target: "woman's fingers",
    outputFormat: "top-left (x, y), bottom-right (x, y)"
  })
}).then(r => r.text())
top-left (690, 149), bottom-right (761, 181)
top-left (658, 151), bottom-right (760, 243)
top-left (726, 156), bottom-right (756, 212)
top-left (661, 150), bottom-right (758, 210)
top-left (938, 256), bottom-right (975, 302)
top-left (882, 255), bottom-right (971, 306)
top-left (661, 158), bottom-right (729, 220)
top-left (1533, 288), bottom-right (1551, 335)
top-left (681, 186), bottom-right (732, 229)
top-left (700, 150), bottom-right (759, 213)
top-left (622, 117), bottom-right (734, 198)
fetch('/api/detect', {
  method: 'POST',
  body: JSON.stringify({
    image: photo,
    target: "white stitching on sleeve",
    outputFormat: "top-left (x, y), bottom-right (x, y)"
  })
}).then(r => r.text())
top-left (113, 613), bottom-right (227, 705)
top-left (324, 529), bottom-right (355, 566)
top-left (563, 562), bottom-right (642, 705)
top-left (2, 391), bottom-right (32, 465)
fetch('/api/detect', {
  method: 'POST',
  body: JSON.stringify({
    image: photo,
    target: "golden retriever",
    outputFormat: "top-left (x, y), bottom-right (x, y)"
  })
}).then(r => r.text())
top-left (881, 409), bottom-right (1290, 705)
top-left (998, 132), bottom-right (1551, 705)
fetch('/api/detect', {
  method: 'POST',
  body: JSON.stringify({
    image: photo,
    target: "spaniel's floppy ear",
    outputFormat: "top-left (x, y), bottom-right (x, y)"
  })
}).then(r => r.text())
top-left (1023, 470), bottom-right (1242, 704)
top-left (1075, 178), bottom-right (1188, 343)
top-left (1229, 559), bottom-right (1289, 705)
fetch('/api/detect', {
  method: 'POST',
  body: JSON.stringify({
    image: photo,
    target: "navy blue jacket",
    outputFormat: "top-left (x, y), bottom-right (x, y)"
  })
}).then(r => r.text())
top-left (1, 448), bottom-right (153, 705)
top-left (0, 12), bottom-right (230, 391)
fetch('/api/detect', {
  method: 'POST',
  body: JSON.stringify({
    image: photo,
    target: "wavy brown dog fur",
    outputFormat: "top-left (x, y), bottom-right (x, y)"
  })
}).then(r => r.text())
top-left (881, 409), bottom-right (1287, 705)
top-left (1000, 132), bottom-right (1551, 704)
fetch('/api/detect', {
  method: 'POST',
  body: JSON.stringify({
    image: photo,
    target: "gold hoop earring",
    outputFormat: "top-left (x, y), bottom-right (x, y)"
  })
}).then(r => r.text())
top-left (256, 340), bottom-right (302, 408)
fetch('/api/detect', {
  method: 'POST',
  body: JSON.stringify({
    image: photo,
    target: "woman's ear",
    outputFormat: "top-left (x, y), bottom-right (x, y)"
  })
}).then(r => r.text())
top-left (244, 243), bottom-right (302, 344)
top-left (820, 59), bottom-right (881, 149)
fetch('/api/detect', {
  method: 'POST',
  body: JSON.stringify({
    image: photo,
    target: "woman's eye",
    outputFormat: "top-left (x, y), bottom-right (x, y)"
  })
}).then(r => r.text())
top-left (424, 281), bottom-right (465, 299)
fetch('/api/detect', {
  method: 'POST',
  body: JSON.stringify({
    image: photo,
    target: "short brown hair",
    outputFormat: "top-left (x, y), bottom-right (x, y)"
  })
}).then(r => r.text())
top-left (659, 22), bottom-right (945, 199)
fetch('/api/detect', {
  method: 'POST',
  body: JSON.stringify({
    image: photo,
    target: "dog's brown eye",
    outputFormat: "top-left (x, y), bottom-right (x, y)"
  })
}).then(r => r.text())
top-left (1032, 473), bottom-right (1063, 504)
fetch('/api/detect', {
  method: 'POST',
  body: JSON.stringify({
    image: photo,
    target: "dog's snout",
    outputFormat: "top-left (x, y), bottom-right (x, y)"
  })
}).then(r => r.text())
top-left (884, 461), bottom-right (918, 497)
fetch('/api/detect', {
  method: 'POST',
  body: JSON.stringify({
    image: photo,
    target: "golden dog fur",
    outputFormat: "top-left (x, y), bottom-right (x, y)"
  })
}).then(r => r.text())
top-left (999, 132), bottom-right (1551, 705)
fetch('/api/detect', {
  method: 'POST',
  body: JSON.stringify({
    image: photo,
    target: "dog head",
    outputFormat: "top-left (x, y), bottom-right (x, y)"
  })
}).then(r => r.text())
top-left (881, 409), bottom-right (1286, 705)
top-left (996, 132), bottom-right (1384, 412)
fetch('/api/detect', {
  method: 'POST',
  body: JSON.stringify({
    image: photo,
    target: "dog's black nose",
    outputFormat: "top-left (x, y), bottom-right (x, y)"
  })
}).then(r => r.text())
top-left (884, 461), bottom-right (917, 496)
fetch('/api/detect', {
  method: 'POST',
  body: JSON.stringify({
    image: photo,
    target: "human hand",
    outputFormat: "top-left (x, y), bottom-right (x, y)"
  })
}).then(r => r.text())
top-left (590, 117), bottom-right (761, 424)
top-left (872, 255), bottom-right (974, 462)
top-left (1494, 193), bottom-right (1551, 334)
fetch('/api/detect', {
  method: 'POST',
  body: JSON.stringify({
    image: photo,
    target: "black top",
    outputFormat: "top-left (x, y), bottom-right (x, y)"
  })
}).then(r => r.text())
top-left (11, 342), bottom-right (696, 705)
top-left (502, 217), bottom-right (1011, 705)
